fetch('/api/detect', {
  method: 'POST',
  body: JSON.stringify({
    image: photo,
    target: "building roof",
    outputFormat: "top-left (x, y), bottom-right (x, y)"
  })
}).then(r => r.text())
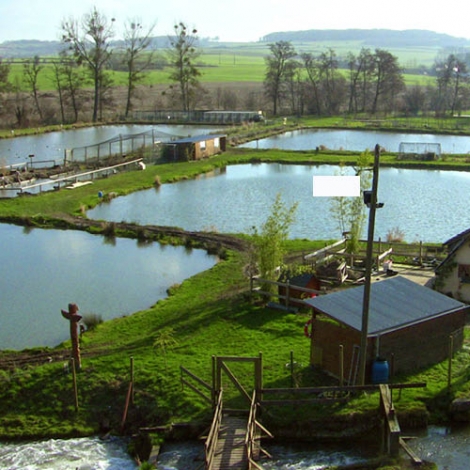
top-left (167, 134), bottom-right (226, 144)
top-left (304, 276), bottom-right (466, 336)
top-left (436, 227), bottom-right (470, 273)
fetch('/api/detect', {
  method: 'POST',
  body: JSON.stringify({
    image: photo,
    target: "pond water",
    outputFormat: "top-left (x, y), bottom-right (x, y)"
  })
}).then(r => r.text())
top-left (0, 124), bottom-right (221, 167)
top-left (88, 163), bottom-right (470, 243)
top-left (0, 224), bottom-right (216, 350)
top-left (240, 128), bottom-right (470, 154)
top-left (1, 426), bottom-right (468, 469)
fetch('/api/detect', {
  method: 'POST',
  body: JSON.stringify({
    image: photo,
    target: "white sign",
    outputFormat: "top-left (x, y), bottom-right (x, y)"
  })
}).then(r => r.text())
top-left (312, 175), bottom-right (360, 197)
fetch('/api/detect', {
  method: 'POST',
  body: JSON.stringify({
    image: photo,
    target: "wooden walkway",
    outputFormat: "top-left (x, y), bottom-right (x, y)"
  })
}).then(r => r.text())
top-left (211, 415), bottom-right (249, 470)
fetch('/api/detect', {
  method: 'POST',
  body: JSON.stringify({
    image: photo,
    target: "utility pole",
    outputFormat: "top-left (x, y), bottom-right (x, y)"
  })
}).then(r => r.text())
top-left (358, 144), bottom-right (381, 385)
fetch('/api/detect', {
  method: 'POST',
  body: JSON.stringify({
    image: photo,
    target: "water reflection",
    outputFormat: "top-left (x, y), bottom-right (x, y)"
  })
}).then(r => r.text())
top-left (0, 224), bottom-right (216, 350)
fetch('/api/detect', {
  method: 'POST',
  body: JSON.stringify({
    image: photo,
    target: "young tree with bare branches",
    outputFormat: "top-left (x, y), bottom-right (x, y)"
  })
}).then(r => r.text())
top-left (61, 7), bottom-right (115, 122)
top-left (167, 22), bottom-right (202, 112)
top-left (122, 19), bottom-right (155, 118)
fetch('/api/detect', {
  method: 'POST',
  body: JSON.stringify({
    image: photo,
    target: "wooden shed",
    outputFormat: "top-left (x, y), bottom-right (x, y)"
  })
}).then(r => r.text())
top-left (304, 276), bottom-right (468, 383)
top-left (163, 134), bottom-right (226, 161)
top-left (278, 273), bottom-right (321, 308)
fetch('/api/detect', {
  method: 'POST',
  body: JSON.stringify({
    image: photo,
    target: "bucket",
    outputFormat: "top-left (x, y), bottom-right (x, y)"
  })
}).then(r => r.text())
top-left (371, 358), bottom-right (389, 384)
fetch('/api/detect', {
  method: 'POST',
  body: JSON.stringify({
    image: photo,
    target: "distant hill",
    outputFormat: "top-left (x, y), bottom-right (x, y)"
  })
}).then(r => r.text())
top-left (260, 29), bottom-right (470, 48)
top-left (1, 29), bottom-right (469, 59)
top-left (0, 36), bottom-right (208, 58)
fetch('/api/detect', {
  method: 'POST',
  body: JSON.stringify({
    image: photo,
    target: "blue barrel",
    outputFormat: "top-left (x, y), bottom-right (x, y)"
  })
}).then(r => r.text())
top-left (371, 358), bottom-right (389, 384)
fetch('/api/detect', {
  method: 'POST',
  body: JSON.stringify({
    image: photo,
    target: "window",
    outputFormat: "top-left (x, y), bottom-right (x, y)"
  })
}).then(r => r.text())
top-left (458, 264), bottom-right (470, 283)
top-left (200, 140), bottom-right (206, 150)
top-left (214, 137), bottom-right (220, 148)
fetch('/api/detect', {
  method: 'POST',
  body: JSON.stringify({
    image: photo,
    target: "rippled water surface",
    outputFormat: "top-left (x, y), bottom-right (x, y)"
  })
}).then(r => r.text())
top-left (88, 163), bottom-right (470, 243)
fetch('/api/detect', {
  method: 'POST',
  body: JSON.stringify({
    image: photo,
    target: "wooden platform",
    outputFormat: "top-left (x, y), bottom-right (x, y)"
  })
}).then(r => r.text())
top-left (212, 415), bottom-right (248, 470)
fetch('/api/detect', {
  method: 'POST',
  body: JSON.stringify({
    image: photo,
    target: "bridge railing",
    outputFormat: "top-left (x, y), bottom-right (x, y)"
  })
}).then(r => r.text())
top-left (205, 389), bottom-right (223, 470)
top-left (245, 391), bottom-right (273, 470)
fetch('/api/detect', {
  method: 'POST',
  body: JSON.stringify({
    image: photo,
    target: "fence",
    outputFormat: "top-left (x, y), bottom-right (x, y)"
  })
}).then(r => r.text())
top-left (250, 276), bottom-right (322, 311)
top-left (10, 158), bottom-right (144, 195)
top-left (67, 130), bottom-right (161, 164)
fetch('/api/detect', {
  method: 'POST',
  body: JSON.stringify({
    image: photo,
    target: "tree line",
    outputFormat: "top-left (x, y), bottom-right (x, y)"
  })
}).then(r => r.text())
top-left (0, 7), bottom-right (202, 126)
top-left (263, 40), bottom-right (470, 117)
top-left (0, 8), bottom-right (469, 127)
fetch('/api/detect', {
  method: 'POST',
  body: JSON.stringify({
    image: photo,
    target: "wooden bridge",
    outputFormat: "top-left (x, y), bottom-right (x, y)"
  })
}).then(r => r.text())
top-left (204, 390), bottom-right (272, 470)
top-left (180, 354), bottom-right (426, 469)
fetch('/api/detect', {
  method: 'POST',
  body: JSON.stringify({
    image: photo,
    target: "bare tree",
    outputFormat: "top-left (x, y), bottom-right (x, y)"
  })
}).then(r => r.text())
top-left (435, 54), bottom-right (468, 116)
top-left (50, 59), bottom-right (66, 124)
top-left (122, 19), bottom-right (155, 118)
top-left (61, 7), bottom-right (115, 122)
top-left (347, 48), bottom-right (375, 114)
top-left (50, 50), bottom-right (86, 123)
top-left (23, 56), bottom-right (43, 120)
top-left (370, 49), bottom-right (404, 114)
top-left (0, 58), bottom-right (11, 95)
top-left (167, 22), bottom-right (202, 112)
top-left (302, 53), bottom-right (323, 115)
top-left (264, 41), bottom-right (297, 115)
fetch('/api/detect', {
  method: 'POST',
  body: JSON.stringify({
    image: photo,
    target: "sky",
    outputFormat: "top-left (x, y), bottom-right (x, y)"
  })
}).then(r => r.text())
top-left (1, 0), bottom-right (470, 43)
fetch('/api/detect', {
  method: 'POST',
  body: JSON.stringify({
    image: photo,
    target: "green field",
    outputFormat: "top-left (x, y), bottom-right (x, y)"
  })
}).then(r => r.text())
top-left (7, 39), bottom-right (444, 92)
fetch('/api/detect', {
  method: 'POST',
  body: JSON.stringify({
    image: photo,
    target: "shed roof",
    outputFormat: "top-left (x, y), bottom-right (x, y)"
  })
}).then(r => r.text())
top-left (168, 134), bottom-right (226, 144)
top-left (304, 276), bottom-right (466, 336)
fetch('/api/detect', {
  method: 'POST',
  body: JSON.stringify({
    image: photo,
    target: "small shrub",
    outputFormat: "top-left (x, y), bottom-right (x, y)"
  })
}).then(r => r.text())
top-left (386, 226), bottom-right (405, 243)
top-left (154, 174), bottom-right (161, 187)
top-left (82, 313), bottom-right (103, 331)
top-left (139, 462), bottom-right (155, 470)
top-left (166, 283), bottom-right (181, 296)
top-left (101, 221), bottom-right (116, 237)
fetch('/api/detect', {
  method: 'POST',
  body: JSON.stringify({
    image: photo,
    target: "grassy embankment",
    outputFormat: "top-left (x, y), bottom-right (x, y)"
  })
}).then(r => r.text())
top-left (1, 119), bottom-right (470, 446)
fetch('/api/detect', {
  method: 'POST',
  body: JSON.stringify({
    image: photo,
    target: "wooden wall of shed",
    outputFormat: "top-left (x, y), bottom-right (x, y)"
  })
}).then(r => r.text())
top-left (311, 309), bottom-right (467, 381)
top-left (311, 315), bottom-right (363, 381)
top-left (194, 137), bottom-right (225, 160)
top-left (378, 310), bottom-right (466, 374)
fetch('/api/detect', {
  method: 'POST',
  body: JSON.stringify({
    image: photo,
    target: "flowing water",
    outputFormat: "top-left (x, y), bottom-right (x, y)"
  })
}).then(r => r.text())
top-left (0, 436), bottom-right (137, 469)
top-left (2, 426), bottom-right (469, 469)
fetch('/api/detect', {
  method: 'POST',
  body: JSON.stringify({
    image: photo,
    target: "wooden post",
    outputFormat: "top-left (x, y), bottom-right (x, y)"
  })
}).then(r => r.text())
top-left (130, 356), bottom-right (134, 405)
top-left (448, 335), bottom-right (454, 392)
top-left (339, 345), bottom-right (344, 387)
top-left (290, 351), bottom-right (294, 388)
top-left (71, 357), bottom-right (79, 411)
top-left (256, 352), bottom-right (263, 401)
top-left (61, 303), bottom-right (82, 371)
top-left (286, 280), bottom-right (290, 311)
top-left (211, 356), bottom-right (217, 409)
